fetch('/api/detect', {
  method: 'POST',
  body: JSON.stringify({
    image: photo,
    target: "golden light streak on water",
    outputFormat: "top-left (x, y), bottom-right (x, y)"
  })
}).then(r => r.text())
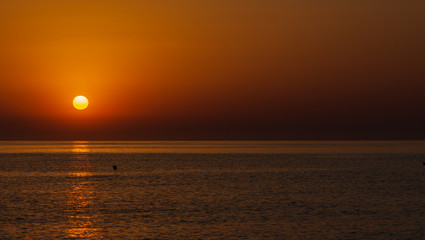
top-left (64, 151), bottom-right (102, 239)
top-left (72, 141), bottom-right (90, 154)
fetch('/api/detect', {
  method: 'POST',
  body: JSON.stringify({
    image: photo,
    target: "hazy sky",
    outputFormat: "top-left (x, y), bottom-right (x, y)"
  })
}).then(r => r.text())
top-left (0, 0), bottom-right (424, 140)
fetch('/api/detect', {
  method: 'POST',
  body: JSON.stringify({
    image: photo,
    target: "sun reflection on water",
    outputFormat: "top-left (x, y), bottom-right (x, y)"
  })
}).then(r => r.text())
top-left (66, 182), bottom-right (102, 239)
top-left (72, 141), bottom-right (90, 153)
top-left (65, 146), bottom-right (103, 239)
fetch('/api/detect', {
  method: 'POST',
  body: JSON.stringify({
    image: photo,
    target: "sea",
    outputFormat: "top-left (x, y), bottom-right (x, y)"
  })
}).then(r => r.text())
top-left (1, 141), bottom-right (425, 239)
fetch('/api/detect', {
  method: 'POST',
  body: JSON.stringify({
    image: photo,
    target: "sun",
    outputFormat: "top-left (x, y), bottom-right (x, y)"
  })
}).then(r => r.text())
top-left (73, 96), bottom-right (89, 110)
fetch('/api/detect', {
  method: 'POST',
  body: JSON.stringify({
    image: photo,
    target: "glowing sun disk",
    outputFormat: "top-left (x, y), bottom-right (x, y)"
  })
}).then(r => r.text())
top-left (73, 96), bottom-right (89, 110)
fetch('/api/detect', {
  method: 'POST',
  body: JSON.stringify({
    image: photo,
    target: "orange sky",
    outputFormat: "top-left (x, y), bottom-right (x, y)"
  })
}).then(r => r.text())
top-left (0, 0), bottom-right (424, 140)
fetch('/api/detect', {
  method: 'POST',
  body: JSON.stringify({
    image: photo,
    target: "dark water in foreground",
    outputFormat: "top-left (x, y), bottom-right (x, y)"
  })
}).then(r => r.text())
top-left (0, 141), bottom-right (425, 239)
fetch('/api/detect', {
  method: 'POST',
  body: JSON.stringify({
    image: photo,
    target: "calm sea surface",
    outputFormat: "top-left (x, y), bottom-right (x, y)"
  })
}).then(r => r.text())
top-left (1, 141), bottom-right (425, 239)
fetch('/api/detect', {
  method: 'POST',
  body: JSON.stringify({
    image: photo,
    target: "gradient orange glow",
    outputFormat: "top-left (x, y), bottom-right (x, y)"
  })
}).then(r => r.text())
top-left (0, 0), bottom-right (424, 140)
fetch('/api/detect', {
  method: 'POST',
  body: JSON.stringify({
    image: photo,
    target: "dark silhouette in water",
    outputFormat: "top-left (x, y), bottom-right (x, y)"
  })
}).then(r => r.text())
top-left (423, 162), bottom-right (425, 165)
top-left (113, 165), bottom-right (117, 170)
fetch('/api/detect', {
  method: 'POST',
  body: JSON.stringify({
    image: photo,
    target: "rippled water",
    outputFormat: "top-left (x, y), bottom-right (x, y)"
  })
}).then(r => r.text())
top-left (1, 141), bottom-right (425, 239)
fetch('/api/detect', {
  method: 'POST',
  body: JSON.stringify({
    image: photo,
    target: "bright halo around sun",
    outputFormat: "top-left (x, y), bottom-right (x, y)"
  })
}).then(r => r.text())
top-left (73, 96), bottom-right (89, 110)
